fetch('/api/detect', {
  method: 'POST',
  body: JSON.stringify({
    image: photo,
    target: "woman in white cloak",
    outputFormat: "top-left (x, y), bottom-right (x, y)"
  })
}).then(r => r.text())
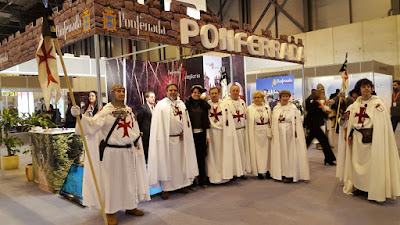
top-left (206, 87), bottom-right (243, 184)
top-left (247, 91), bottom-right (272, 179)
top-left (270, 90), bottom-right (310, 183)
top-left (72, 84), bottom-right (150, 225)
top-left (343, 79), bottom-right (400, 202)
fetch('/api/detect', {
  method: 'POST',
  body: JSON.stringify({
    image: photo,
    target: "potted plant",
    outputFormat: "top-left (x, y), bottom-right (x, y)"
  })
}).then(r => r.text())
top-left (21, 112), bottom-right (55, 179)
top-left (22, 112), bottom-right (56, 131)
top-left (0, 109), bottom-right (24, 170)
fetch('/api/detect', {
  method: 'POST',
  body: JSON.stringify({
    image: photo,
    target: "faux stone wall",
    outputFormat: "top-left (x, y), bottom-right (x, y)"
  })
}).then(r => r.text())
top-left (0, 0), bottom-right (303, 71)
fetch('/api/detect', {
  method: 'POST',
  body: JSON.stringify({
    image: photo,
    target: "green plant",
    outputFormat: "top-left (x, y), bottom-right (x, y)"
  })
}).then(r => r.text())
top-left (0, 109), bottom-right (24, 156)
top-left (291, 100), bottom-right (305, 115)
top-left (22, 112), bottom-right (56, 130)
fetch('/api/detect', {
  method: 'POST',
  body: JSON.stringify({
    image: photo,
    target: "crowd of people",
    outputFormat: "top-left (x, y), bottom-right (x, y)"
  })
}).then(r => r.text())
top-left (70, 79), bottom-right (400, 225)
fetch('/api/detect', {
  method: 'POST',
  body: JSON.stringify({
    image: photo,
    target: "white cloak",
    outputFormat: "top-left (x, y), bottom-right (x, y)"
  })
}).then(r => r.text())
top-left (206, 100), bottom-right (243, 184)
top-left (270, 103), bottom-right (310, 182)
top-left (76, 103), bottom-right (150, 214)
top-left (223, 97), bottom-right (251, 173)
top-left (147, 98), bottom-right (198, 191)
top-left (247, 103), bottom-right (272, 175)
top-left (343, 96), bottom-right (400, 201)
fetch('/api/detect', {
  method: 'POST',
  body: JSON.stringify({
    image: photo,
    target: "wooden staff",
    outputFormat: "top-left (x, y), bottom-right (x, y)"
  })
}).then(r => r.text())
top-left (332, 87), bottom-right (343, 146)
top-left (48, 19), bottom-right (108, 225)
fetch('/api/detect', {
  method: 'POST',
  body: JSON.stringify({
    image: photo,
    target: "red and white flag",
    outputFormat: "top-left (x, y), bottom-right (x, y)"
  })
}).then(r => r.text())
top-left (36, 35), bottom-right (61, 111)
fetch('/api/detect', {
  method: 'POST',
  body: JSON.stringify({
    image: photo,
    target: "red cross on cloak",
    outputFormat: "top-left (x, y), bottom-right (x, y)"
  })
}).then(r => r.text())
top-left (256, 117), bottom-right (269, 125)
top-left (355, 107), bottom-right (370, 124)
top-left (233, 110), bottom-right (244, 122)
top-left (36, 43), bottom-right (58, 87)
top-left (210, 107), bottom-right (222, 122)
top-left (117, 117), bottom-right (132, 138)
top-left (174, 106), bottom-right (182, 121)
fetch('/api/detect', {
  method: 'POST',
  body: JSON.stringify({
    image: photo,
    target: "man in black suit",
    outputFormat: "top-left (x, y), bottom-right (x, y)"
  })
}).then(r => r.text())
top-left (137, 91), bottom-right (156, 162)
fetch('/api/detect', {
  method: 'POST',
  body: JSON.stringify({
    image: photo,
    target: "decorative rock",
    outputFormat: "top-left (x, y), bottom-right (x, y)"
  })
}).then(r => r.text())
top-left (149, 8), bottom-right (160, 18)
top-left (173, 14), bottom-right (189, 21)
top-left (134, 3), bottom-right (149, 13)
top-left (161, 11), bottom-right (173, 20)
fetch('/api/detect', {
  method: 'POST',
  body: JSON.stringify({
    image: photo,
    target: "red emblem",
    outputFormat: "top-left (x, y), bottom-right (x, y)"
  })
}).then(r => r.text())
top-left (233, 110), bottom-right (244, 122)
top-left (117, 118), bottom-right (132, 137)
top-left (36, 44), bottom-right (58, 87)
top-left (210, 107), bottom-right (222, 122)
top-left (355, 107), bottom-right (369, 124)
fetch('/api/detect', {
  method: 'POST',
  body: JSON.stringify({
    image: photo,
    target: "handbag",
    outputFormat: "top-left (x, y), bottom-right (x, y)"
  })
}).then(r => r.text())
top-left (99, 118), bottom-right (120, 161)
top-left (355, 128), bottom-right (373, 144)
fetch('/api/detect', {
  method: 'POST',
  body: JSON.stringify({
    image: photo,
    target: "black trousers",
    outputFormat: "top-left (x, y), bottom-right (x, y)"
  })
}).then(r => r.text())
top-left (142, 136), bottom-right (149, 163)
top-left (193, 131), bottom-right (208, 186)
top-left (306, 126), bottom-right (336, 163)
top-left (391, 116), bottom-right (400, 131)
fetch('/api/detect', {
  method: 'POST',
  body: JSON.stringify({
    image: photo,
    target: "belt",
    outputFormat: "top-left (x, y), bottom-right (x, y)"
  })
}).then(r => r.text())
top-left (106, 144), bottom-right (132, 148)
top-left (193, 128), bottom-right (203, 134)
top-left (170, 134), bottom-right (182, 137)
top-left (236, 127), bottom-right (245, 130)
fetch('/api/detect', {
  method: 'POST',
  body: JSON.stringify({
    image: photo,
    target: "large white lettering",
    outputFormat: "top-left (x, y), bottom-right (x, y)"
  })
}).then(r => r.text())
top-left (179, 18), bottom-right (305, 62)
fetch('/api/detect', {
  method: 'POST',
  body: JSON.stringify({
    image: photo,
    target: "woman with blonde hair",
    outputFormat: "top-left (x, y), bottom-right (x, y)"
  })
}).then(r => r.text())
top-left (247, 91), bottom-right (273, 179)
top-left (271, 90), bottom-right (310, 183)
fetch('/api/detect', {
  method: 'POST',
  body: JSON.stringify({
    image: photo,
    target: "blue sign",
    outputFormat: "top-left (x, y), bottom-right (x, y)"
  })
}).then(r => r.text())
top-left (256, 75), bottom-right (295, 110)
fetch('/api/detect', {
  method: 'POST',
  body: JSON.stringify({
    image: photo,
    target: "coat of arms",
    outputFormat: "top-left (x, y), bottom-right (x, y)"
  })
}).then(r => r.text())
top-left (82, 8), bottom-right (90, 33)
top-left (102, 6), bottom-right (117, 32)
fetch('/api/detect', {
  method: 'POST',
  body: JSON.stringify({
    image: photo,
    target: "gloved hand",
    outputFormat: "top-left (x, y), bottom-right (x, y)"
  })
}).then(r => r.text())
top-left (71, 106), bottom-right (81, 117)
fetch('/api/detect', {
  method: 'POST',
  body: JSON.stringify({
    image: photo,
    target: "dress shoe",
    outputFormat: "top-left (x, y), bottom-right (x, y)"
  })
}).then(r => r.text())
top-left (179, 187), bottom-right (190, 194)
top-left (283, 177), bottom-right (293, 183)
top-left (239, 175), bottom-right (247, 180)
top-left (265, 171), bottom-right (271, 179)
top-left (106, 214), bottom-right (118, 225)
top-left (161, 191), bottom-right (169, 200)
top-left (353, 189), bottom-right (368, 197)
top-left (258, 174), bottom-right (264, 179)
top-left (324, 160), bottom-right (336, 166)
top-left (125, 208), bottom-right (144, 216)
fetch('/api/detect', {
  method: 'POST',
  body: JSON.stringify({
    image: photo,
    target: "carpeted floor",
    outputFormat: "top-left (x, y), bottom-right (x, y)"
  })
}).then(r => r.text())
top-left (1, 137), bottom-right (400, 225)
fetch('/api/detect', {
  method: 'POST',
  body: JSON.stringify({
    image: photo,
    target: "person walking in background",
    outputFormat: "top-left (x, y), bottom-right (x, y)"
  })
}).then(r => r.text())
top-left (304, 90), bottom-right (336, 166)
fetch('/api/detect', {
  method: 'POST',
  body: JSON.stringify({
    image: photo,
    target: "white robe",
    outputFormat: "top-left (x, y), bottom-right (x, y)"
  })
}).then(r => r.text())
top-left (206, 100), bottom-right (243, 184)
top-left (343, 96), bottom-right (400, 201)
top-left (223, 97), bottom-right (251, 173)
top-left (147, 98), bottom-right (198, 191)
top-left (336, 118), bottom-right (347, 181)
top-left (247, 103), bottom-right (272, 175)
top-left (76, 103), bottom-right (150, 214)
top-left (270, 103), bottom-right (310, 182)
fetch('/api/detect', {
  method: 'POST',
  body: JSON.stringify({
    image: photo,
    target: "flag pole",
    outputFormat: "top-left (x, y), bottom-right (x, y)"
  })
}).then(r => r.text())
top-left (332, 88), bottom-right (343, 146)
top-left (332, 53), bottom-right (348, 146)
top-left (44, 14), bottom-right (108, 225)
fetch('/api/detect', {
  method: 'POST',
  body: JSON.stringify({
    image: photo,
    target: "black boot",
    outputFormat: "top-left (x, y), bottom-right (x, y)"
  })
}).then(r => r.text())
top-left (258, 174), bottom-right (264, 179)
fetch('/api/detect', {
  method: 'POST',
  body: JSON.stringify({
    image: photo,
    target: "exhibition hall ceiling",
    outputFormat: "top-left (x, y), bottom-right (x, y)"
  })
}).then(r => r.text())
top-left (0, 0), bottom-right (62, 41)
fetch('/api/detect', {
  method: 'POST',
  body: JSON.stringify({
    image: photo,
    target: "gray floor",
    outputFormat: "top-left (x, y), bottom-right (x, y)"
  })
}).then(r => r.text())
top-left (1, 135), bottom-right (400, 225)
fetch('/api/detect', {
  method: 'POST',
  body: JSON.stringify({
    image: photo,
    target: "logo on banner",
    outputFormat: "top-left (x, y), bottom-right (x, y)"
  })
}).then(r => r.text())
top-left (82, 8), bottom-right (90, 33)
top-left (272, 77), bottom-right (293, 86)
top-left (103, 6), bottom-right (117, 32)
